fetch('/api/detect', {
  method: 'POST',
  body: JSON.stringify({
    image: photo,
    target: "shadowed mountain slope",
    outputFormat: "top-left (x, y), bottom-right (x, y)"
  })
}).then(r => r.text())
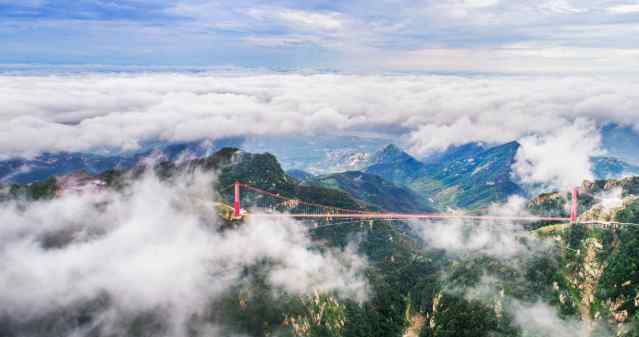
top-left (306, 171), bottom-right (436, 212)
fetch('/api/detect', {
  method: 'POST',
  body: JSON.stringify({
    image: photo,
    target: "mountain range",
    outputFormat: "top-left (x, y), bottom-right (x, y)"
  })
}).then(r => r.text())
top-left (366, 142), bottom-right (525, 209)
top-left (4, 145), bottom-right (639, 337)
top-left (0, 138), bottom-right (243, 185)
top-left (241, 134), bottom-right (388, 174)
top-left (2, 124), bottom-right (639, 212)
top-left (305, 171), bottom-right (436, 212)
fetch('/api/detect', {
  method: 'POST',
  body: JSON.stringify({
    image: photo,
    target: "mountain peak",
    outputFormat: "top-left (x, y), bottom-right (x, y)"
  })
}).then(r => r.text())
top-left (382, 143), bottom-right (402, 152)
top-left (501, 140), bottom-right (521, 148)
top-left (372, 144), bottom-right (415, 165)
top-left (485, 140), bottom-right (520, 154)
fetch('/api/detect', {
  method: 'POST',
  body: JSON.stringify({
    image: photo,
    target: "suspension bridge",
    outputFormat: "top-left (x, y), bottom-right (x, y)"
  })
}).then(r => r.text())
top-left (218, 181), bottom-right (582, 224)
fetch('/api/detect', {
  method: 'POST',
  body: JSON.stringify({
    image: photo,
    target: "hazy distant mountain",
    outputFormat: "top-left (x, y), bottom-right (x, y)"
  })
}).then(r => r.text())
top-left (0, 138), bottom-right (243, 184)
top-left (286, 169), bottom-right (315, 181)
top-left (241, 134), bottom-right (387, 174)
top-left (0, 134), bottom-right (380, 184)
top-left (422, 142), bottom-right (487, 165)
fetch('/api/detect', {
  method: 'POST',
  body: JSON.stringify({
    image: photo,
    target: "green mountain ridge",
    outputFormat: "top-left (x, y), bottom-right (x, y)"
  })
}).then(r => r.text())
top-left (367, 142), bottom-right (525, 210)
top-left (305, 170), bottom-right (436, 213)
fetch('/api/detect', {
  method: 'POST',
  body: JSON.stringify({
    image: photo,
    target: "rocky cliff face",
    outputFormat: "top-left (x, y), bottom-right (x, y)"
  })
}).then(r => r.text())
top-left (537, 223), bottom-right (639, 335)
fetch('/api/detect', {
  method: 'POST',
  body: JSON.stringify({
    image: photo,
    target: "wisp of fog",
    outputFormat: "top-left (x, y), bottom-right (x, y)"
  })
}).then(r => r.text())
top-left (0, 171), bottom-right (368, 337)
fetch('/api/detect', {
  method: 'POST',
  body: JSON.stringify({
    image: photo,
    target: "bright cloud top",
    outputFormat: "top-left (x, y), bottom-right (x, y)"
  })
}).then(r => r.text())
top-left (2, 71), bottom-right (638, 188)
top-left (513, 119), bottom-right (603, 189)
top-left (1, 72), bottom-right (638, 155)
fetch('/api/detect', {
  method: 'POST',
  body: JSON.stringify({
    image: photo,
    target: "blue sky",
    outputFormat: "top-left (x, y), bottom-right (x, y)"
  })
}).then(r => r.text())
top-left (1, 0), bottom-right (639, 72)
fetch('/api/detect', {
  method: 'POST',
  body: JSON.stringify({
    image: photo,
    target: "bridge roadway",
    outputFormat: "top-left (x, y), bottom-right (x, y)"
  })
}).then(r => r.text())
top-left (226, 181), bottom-right (577, 223)
top-left (249, 212), bottom-right (570, 222)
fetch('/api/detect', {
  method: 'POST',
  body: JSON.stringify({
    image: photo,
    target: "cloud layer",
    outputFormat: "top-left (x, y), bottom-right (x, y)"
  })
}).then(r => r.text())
top-left (2, 72), bottom-right (639, 155)
top-left (2, 71), bottom-right (637, 188)
top-left (513, 119), bottom-right (603, 189)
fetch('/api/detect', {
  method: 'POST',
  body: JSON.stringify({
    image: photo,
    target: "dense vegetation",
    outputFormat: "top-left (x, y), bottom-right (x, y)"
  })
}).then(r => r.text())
top-left (210, 152), bottom-right (639, 337)
top-left (367, 143), bottom-right (525, 210)
top-left (306, 171), bottom-right (436, 212)
top-left (7, 177), bottom-right (58, 200)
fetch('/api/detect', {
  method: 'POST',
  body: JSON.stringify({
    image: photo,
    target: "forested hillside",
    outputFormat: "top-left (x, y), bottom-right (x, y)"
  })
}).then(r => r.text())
top-left (305, 171), bottom-right (436, 212)
top-left (367, 143), bottom-right (524, 209)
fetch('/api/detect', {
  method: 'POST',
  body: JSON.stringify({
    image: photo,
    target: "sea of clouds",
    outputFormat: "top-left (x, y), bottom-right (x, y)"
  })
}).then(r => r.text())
top-left (2, 72), bottom-right (637, 189)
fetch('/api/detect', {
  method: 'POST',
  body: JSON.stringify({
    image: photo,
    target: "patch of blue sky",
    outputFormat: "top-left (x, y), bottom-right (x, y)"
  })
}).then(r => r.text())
top-left (0, 0), bottom-right (638, 73)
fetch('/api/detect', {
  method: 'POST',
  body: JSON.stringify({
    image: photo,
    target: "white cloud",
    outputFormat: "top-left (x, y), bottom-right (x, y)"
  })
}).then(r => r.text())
top-left (412, 196), bottom-right (547, 259)
top-left (463, 0), bottom-right (500, 8)
top-left (243, 35), bottom-right (320, 47)
top-left (0, 170), bottom-right (368, 335)
top-left (415, 219), bottom-right (534, 258)
top-left (538, 0), bottom-right (587, 14)
top-left (0, 73), bottom-right (636, 154)
top-left (3, 0), bottom-right (639, 75)
top-left (596, 187), bottom-right (625, 210)
top-left (411, 194), bottom-right (612, 336)
top-left (274, 9), bottom-right (344, 31)
top-left (2, 72), bottom-right (639, 187)
top-left (371, 46), bottom-right (639, 74)
top-left (511, 301), bottom-right (603, 337)
top-left (607, 3), bottom-right (639, 13)
top-left (408, 116), bottom-right (522, 155)
top-left (513, 119), bottom-right (603, 190)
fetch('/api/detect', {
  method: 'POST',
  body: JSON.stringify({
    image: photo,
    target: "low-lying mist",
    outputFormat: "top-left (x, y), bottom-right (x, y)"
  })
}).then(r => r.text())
top-left (409, 197), bottom-right (613, 337)
top-left (0, 171), bottom-right (368, 337)
top-left (412, 196), bottom-right (550, 259)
